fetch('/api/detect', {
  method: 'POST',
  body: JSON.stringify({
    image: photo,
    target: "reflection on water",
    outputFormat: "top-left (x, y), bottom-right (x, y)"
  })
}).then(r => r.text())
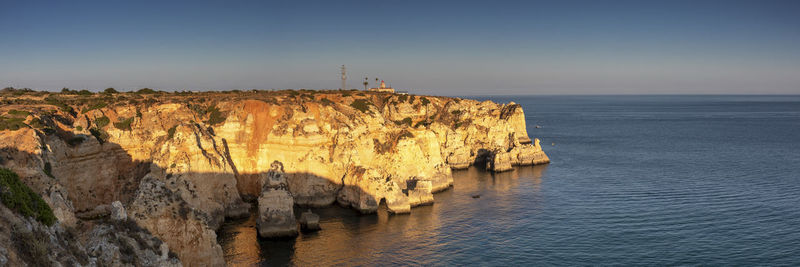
top-left (218, 165), bottom-right (549, 266)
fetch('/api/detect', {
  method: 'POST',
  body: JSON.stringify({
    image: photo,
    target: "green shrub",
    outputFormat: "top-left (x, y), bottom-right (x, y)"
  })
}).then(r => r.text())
top-left (399, 130), bottom-right (414, 140)
top-left (77, 89), bottom-right (93, 96)
top-left (395, 117), bottom-right (412, 126)
top-left (0, 168), bottom-right (57, 225)
top-left (188, 104), bottom-right (208, 116)
top-left (408, 95), bottom-right (415, 104)
top-left (420, 97), bottom-right (430, 105)
top-left (11, 89), bottom-right (31, 96)
top-left (44, 95), bottom-right (75, 115)
top-left (205, 106), bottom-right (227, 125)
top-left (41, 127), bottom-right (56, 135)
top-left (43, 162), bottom-right (54, 178)
top-left (94, 116), bottom-right (110, 128)
top-left (135, 88), bottom-right (157, 94)
top-left (67, 136), bottom-right (84, 146)
top-left (81, 100), bottom-right (107, 113)
top-left (89, 128), bottom-right (108, 143)
top-left (0, 116), bottom-right (28, 131)
top-left (27, 118), bottom-right (43, 129)
top-left (7, 109), bottom-right (30, 117)
top-left (103, 88), bottom-right (118, 94)
top-left (113, 117), bottom-right (134, 131)
top-left (167, 125), bottom-right (177, 139)
top-left (319, 98), bottom-right (334, 106)
top-left (75, 125), bottom-right (83, 131)
top-left (397, 94), bottom-right (408, 102)
top-left (350, 99), bottom-right (373, 113)
top-left (12, 224), bottom-right (51, 267)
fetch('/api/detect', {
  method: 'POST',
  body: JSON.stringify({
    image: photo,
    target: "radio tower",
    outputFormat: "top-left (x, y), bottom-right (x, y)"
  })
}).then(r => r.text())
top-left (340, 65), bottom-right (347, 90)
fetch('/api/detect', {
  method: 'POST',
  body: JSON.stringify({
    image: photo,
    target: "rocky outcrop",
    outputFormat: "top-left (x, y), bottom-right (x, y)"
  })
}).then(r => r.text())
top-left (447, 147), bottom-right (472, 169)
top-left (405, 179), bottom-right (435, 207)
top-left (256, 161), bottom-right (298, 238)
top-left (431, 101), bottom-right (549, 172)
top-left (299, 210), bottom-right (320, 231)
top-left (111, 200), bottom-right (127, 221)
top-left (0, 89), bottom-right (549, 265)
top-left (127, 175), bottom-right (223, 267)
top-left (85, 220), bottom-right (182, 267)
top-left (0, 128), bottom-right (80, 227)
top-left (487, 151), bottom-right (514, 172)
top-left (0, 193), bottom-right (180, 267)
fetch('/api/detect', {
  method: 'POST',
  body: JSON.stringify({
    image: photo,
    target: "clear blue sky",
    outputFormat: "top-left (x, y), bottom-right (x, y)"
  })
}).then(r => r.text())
top-left (2, 0), bottom-right (799, 95)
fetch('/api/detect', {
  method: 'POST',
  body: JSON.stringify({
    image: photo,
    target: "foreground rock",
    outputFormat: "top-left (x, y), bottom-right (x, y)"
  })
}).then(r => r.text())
top-left (0, 183), bottom-right (181, 267)
top-left (406, 179), bottom-right (435, 207)
top-left (299, 210), bottom-right (320, 231)
top-left (128, 175), bottom-right (224, 266)
top-left (257, 161), bottom-right (298, 238)
top-left (447, 147), bottom-right (472, 169)
top-left (85, 221), bottom-right (182, 267)
top-left (110, 200), bottom-right (127, 221)
top-left (487, 151), bottom-right (514, 172)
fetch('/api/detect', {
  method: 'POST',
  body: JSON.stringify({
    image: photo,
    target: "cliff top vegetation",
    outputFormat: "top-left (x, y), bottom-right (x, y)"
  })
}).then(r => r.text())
top-left (0, 168), bottom-right (57, 226)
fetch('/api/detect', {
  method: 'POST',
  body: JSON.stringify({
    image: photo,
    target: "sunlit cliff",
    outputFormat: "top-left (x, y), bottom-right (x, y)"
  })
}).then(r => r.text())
top-left (0, 88), bottom-right (548, 266)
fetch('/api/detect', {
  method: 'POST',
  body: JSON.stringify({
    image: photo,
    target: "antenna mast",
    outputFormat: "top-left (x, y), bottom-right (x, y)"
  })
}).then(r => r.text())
top-left (340, 65), bottom-right (347, 90)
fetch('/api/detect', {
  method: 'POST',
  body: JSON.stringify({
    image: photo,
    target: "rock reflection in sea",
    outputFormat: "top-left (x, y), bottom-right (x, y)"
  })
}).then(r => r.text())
top-left (218, 165), bottom-right (548, 266)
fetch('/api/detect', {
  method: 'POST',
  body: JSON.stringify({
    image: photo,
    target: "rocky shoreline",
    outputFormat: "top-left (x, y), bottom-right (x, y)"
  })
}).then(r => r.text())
top-left (0, 88), bottom-right (548, 266)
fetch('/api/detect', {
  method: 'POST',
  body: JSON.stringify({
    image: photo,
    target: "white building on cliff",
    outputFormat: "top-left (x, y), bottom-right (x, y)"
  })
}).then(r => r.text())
top-left (368, 80), bottom-right (395, 93)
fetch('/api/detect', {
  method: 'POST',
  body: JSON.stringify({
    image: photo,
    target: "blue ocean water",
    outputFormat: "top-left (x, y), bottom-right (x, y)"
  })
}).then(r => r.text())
top-left (219, 95), bottom-right (800, 266)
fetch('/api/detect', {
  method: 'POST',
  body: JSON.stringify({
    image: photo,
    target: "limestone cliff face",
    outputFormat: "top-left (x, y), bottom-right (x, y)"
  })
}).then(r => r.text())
top-left (127, 175), bottom-right (223, 267)
top-left (0, 90), bottom-right (548, 265)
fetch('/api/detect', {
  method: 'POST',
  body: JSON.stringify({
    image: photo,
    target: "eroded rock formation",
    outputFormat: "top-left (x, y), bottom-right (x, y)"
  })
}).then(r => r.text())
top-left (0, 89), bottom-right (548, 265)
top-left (256, 161), bottom-right (298, 238)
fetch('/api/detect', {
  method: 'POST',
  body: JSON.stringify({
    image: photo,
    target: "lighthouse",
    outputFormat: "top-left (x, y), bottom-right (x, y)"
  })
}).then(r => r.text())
top-left (368, 80), bottom-right (395, 93)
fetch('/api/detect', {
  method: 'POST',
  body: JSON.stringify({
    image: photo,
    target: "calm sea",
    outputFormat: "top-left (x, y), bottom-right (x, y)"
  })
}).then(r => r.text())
top-left (219, 95), bottom-right (800, 266)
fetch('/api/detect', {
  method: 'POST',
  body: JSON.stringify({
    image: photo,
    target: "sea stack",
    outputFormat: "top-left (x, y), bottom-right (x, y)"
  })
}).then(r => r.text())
top-left (299, 210), bottom-right (321, 231)
top-left (257, 161), bottom-right (298, 238)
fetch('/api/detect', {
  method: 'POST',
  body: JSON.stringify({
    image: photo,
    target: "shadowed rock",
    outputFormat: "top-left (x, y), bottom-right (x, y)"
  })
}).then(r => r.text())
top-left (299, 209), bottom-right (320, 231)
top-left (110, 201), bottom-right (126, 221)
top-left (406, 179), bottom-right (434, 207)
top-left (257, 161), bottom-right (298, 238)
top-left (487, 151), bottom-right (514, 172)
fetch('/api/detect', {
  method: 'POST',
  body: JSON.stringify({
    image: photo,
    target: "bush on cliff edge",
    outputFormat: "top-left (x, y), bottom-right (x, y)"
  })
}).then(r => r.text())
top-left (0, 168), bottom-right (57, 226)
top-left (350, 99), bottom-right (373, 113)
